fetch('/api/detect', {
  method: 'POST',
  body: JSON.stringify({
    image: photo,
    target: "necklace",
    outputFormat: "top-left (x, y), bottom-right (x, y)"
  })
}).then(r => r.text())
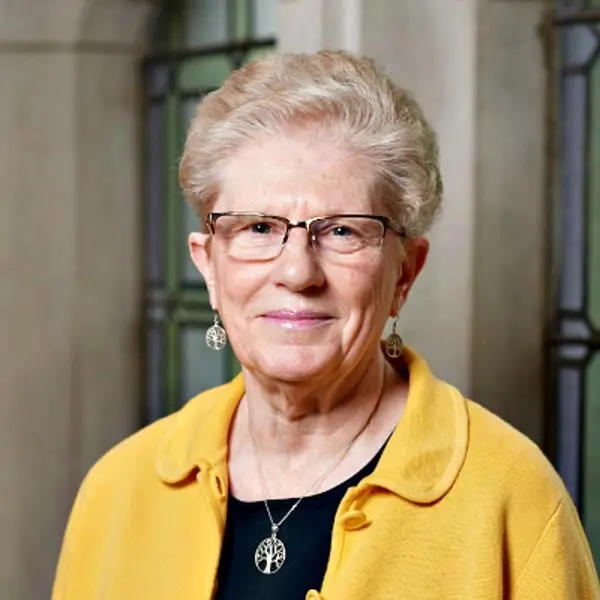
top-left (248, 368), bottom-right (387, 575)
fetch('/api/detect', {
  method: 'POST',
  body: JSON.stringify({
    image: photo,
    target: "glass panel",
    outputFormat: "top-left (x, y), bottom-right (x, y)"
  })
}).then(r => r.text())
top-left (181, 326), bottom-right (230, 403)
top-left (180, 95), bottom-right (200, 134)
top-left (559, 73), bottom-right (587, 310)
top-left (180, 288), bottom-right (212, 310)
top-left (589, 53), bottom-right (600, 329)
top-left (251, 0), bottom-right (277, 38)
top-left (178, 55), bottom-right (232, 93)
top-left (176, 292), bottom-right (213, 324)
top-left (557, 367), bottom-right (582, 503)
top-left (166, 91), bottom-right (181, 291)
top-left (232, 0), bottom-right (250, 41)
top-left (146, 102), bottom-right (166, 285)
top-left (245, 45), bottom-right (275, 64)
top-left (166, 322), bottom-right (181, 414)
top-left (561, 26), bottom-right (598, 70)
top-left (183, 0), bottom-right (229, 48)
top-left (229, 347), bottom-right (241, 378)
top-left (182, 203), bottom-right (204, 286)
top-left (583, 352), bottom-right (600, 570)
top-left (146, 324), bottom-right (166, 422)
top-left (181, 98), bottom-right (207, 286)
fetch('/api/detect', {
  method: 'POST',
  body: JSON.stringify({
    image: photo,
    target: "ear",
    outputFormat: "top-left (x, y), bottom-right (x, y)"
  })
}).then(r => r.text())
top-left (390, 236), bottom-right (429, 317)
top-left (189, 232), bottom-right (219, 310)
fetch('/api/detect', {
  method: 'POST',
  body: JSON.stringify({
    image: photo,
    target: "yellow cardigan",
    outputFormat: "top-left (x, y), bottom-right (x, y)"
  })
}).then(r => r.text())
top-left (53, 349), bottom-right (599, 600)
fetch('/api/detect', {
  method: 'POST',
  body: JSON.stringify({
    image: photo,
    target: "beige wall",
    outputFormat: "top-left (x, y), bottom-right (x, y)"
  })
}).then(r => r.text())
top-left (279, 0), bottom-right (547, 442)
top-left (360, 0), bottom-right (479, 397)
top-left (472, 0), bottom-right (547, 444)
top-left (0, 1), bottom-right (154, 597)
top-left (0, 49), bottom-right (79, 598)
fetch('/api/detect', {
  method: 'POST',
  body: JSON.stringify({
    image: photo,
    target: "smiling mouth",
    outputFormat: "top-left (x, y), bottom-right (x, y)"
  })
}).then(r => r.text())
top-left (261, 310), bottom-right (333, 330)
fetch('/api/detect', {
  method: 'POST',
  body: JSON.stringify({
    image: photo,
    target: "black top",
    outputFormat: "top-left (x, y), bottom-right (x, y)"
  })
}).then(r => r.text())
top-left (214, 443), bottom-right (387, 600)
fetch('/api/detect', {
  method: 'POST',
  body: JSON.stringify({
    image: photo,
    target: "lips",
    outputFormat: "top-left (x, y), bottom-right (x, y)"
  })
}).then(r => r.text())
top-left (262, 309), bottom-right (331, 320)
top-left (261, 309), bottom-right (333, 330)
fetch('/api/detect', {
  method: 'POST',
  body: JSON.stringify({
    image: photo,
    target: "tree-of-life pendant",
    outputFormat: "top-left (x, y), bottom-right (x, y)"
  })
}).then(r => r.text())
top-left (255, 534), bottom-right (286, 575)
top-left (385, 332), bottom-right (403, 358)
top-left (205, 321), bottom-right (227, 351)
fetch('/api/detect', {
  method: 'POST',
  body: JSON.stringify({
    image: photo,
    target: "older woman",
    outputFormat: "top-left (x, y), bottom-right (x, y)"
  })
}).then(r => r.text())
top-left (53, 51), bottom-right (599, 600)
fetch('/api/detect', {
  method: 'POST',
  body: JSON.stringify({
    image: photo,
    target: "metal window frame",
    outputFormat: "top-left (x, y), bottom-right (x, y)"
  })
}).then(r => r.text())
top-left (140, 0), bottom-right (276, 422)
top-left (542, 3), bottom-right (600, 512)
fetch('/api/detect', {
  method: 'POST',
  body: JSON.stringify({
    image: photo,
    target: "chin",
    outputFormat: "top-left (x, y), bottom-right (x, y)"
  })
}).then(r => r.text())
top-left (245, 343), bottom-right (339, 383)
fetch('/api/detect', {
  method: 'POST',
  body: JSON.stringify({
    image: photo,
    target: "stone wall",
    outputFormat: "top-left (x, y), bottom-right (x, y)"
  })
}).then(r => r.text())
top-left (0, 1), bottom-right (154, 597)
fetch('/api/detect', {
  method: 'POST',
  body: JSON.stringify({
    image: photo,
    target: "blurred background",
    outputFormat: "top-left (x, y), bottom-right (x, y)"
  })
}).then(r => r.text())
top-left (1, 0), bottom-right (599, 597)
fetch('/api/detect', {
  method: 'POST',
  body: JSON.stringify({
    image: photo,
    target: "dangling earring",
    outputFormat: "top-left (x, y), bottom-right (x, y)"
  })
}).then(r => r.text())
top-left (385, 318), bottom-right (403, 358)
top-left (206, 312), bottom-right (227, 351)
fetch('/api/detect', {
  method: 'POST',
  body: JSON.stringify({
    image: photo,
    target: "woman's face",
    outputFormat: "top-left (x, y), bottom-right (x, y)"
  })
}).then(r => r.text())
top-left (190, 129), bottom-right (428, 384)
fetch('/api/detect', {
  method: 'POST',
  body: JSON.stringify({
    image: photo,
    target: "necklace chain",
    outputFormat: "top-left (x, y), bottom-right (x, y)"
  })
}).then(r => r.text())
top-left (253, 426), bottom-right (355, 533)
top-left (248, 366), bottom-right (387, 534)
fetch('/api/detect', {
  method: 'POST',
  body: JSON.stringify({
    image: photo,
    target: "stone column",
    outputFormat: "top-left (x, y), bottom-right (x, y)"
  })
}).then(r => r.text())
top-left (278, 0), bottom-right (547, 443)
top-left (471, 0), bottom-right (547, 445)
top-left (0, 1), bottom-right (153, 597)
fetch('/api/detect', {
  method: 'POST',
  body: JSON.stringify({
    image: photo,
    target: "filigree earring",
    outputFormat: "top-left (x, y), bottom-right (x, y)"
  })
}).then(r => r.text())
top-left (385, 318), bottom-right (403, 358)
top-left (206, 312), bottom-right (227, 351)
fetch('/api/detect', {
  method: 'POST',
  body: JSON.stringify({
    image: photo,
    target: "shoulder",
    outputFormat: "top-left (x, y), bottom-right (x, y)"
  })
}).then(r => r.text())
top-left (465, 399), bottom-right (561, 487)
top-left (82, 376), bottom-right (241, 493)
top-left (460, 397), bottom-right (571, 552)
top-left (464, 398), bottom-right (565, 499)
top-left (83, 412), bottom-right (176, 489)
top-left (462, 399), bottom-right (598, 593)
top-left (53, 382), bottom-right (241, 596)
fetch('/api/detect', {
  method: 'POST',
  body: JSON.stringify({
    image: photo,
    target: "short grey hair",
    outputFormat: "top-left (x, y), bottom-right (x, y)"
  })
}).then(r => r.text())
top-left (179, 50), bottom-right (442, 236)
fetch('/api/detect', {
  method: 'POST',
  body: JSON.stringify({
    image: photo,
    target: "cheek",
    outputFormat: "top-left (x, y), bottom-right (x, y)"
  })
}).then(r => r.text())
top-left (212, 254), bottom-right (268, 307)
top-left (338, 256), bottom-right (392, 309)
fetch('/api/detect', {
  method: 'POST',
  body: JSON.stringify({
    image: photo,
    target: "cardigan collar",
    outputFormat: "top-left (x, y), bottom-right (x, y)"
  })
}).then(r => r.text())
top-left (155, 347), bottom-right (469, 504)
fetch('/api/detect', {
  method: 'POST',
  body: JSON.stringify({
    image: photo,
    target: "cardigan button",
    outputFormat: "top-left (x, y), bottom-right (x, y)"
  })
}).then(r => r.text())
top-left (339, 509), bottom-right (370, 531)
top-left (305, 590), bottom-right (323, 600)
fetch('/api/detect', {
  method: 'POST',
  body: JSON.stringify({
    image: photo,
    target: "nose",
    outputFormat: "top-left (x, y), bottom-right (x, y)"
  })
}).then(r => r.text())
top-left (273, 227), bottom-right (325, 292)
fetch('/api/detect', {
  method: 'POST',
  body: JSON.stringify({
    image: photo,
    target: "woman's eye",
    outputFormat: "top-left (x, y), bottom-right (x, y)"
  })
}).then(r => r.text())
top-left (249, 222), bottom-right (272, 234)
top-left (331, 226), bottom-right (353, 237)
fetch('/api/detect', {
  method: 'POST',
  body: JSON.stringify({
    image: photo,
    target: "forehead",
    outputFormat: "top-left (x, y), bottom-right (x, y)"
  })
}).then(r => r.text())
top-left (216, 130), bottom-right (380, 216)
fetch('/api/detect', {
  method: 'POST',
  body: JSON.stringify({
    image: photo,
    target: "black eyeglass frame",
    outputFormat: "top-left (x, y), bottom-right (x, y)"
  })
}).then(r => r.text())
top-left (205, 212), bottom-right (406, 248)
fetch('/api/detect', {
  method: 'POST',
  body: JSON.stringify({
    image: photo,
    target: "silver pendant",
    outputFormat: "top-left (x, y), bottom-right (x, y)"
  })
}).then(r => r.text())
top-left (385, 332), bottom-right (403, 358)
top-left (255, 534), bottom-right (286, 575)
top-left (205, 323), bottom-right (227, 351)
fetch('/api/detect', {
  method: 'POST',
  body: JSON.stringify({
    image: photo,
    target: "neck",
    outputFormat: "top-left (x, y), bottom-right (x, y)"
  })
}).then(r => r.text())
top-left (228, 351), bottom-right (408, 500)
top-left (242, 351), bottom-right (385, 453)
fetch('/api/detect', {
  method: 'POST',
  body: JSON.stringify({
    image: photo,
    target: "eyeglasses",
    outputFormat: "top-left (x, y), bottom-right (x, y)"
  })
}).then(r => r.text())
top-left (205, 212), bottom-right (406, 261)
